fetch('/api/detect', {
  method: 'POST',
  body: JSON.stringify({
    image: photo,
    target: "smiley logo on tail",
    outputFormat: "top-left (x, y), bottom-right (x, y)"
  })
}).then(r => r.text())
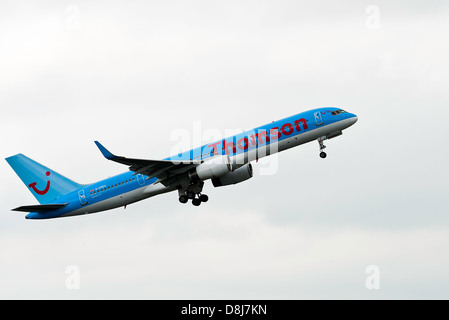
top-left (28, 171), bottom-right (51, 195)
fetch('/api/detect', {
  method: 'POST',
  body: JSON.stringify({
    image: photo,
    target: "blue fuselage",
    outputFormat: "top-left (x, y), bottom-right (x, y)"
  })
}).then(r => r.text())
top-left (25, 107), bottom-right (357, 219)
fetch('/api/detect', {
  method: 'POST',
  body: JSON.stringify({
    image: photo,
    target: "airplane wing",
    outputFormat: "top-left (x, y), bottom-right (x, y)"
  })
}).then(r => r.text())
top-left (12, 203), bottom-right (68, 213)
top-left (94, 141), bottom-right (200, 185)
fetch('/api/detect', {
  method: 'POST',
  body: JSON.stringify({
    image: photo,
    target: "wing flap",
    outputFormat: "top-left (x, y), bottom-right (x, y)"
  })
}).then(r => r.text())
top-left (94, 141), bottom-right (200, 184)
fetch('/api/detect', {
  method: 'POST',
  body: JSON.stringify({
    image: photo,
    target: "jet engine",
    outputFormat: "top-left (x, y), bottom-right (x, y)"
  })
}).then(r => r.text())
top-left (212, 163), bottom-right (253, 187)
top-left (189, 155), bottom-right (232, 181)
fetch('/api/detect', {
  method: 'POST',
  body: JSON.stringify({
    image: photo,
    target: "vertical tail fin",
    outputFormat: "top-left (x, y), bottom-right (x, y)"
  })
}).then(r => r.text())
top-left (5, 154), bottom-right (83, 204)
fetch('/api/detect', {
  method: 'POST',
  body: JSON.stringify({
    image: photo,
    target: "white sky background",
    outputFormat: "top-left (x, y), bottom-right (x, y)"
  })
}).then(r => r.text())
top-left (0, 0), bottom-right (448, 299)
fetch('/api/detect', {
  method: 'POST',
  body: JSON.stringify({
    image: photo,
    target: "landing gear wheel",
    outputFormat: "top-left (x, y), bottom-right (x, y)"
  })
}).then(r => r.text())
top-left (179, 195), bottom-right (188, 204)
top-left (192, 198), bottom-right (201, 206)
top-left (317, 137), bottom-right (327, 159)
top-left (199, 194), bottom-right (209, 203)
top-left (187, 191), bottom-right (195, 200)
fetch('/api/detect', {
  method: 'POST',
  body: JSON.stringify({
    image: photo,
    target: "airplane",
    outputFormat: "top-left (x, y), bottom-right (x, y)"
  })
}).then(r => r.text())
top-left (5, 107), bottom-right (357, 219)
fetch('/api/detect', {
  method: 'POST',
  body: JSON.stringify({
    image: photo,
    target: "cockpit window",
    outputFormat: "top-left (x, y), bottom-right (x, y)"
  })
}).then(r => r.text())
top-left (331, 109), bottom-right (347, 115)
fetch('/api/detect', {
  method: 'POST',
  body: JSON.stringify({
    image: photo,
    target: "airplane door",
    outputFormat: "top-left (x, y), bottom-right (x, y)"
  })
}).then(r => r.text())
top-left (314, 112), bottom-right (323, 126)
top-left (78, 190), bottom-right (88, 206)
top-left (136, 174), bottom-right (146, 185)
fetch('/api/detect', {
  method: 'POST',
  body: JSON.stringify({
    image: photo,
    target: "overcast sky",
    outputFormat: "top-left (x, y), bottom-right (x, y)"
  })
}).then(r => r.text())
top-left (1, 0), bottom-right (448, 299)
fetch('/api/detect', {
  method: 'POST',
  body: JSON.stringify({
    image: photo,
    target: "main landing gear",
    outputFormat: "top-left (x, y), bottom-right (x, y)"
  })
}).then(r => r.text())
top-left (178, 181), bottom-right (209, 206)
top-left (179, 192), bottom-right (209, 206)
top-left (318, 137), bottom-right (327, 159)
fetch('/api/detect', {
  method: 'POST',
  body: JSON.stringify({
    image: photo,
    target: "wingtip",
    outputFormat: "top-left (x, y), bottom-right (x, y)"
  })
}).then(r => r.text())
top-left (94, 141), bottom-right (116, 160)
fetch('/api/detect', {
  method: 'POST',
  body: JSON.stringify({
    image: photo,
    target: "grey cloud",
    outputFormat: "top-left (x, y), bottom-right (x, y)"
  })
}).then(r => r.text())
top-left (1, 0), bottom-right (448, 299)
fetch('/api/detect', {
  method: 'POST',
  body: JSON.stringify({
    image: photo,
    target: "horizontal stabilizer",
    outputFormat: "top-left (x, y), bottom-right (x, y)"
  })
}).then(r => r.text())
top-left (12, 203), bottom-right (68, 213)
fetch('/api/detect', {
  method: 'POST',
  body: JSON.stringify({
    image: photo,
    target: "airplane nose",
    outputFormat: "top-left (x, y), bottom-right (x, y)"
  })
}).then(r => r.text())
top-left (348, 114), bottom-right (358, 126)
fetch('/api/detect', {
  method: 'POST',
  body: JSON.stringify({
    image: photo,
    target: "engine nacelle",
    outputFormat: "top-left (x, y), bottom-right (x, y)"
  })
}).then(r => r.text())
top-left (189, 155), bottom-right (232, 181)
top-left (212, 163), bottom-right (253, 187)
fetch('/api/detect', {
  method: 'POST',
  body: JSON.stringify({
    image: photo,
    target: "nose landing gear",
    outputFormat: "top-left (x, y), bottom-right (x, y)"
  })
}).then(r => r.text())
top-left (318, 137), bottom-right (327, 159)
